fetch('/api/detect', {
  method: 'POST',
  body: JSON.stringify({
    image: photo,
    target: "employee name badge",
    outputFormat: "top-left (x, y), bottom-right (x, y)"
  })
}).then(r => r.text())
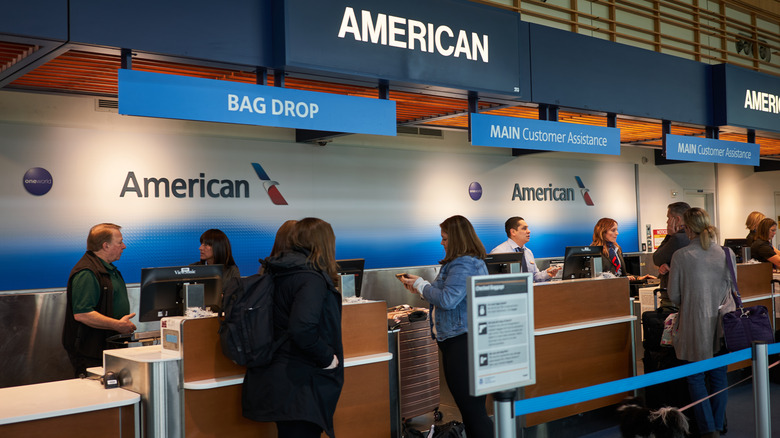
top-left (467, 273), bottom-right (535, 397)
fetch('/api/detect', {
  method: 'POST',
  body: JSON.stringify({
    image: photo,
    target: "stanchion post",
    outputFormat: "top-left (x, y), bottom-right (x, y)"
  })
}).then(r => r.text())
top-left (493, 389), bottom-right (516, 438)
top-left (752, 342), bottom-right (771, 438)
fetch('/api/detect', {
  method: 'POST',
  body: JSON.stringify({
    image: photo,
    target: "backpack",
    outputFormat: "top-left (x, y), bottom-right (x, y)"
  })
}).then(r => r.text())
top-left (218, 273), bottom-right (288, 367)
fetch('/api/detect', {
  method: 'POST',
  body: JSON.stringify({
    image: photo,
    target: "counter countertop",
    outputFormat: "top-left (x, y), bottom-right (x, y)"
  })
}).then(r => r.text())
top-left (0, 378), bottom-right (140, 425)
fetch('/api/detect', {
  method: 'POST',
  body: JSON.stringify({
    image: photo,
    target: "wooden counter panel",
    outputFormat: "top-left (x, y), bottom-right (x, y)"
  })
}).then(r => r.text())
top-left (341, 301), bottom-right (388, 358)
top-left (0, 407), bottom-right (132, 438)
top-left (534, 278), bottom-right (630, 329)
top-left (184, 386), bottom-right (275, 438)
top-left (182, 317), bottom-right (245, 383)
top-left (524, 323), bottom-right (633, 426)
top-left (737, 263), bottom-right (772, 299)
top-left (331, 361), bottom-right (391, 438)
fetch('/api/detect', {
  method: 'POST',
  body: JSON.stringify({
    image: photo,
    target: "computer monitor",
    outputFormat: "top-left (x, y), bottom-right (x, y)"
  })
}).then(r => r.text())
top-left (336, 259), bottom-right (365, 297)
top-left (562, 246), bottom-right (603, 280)
top-left (484, 252), bottom-right (525, 275)
top-left (138, 264), bottom-right (224, 322)
top-left (724, 238), bottom-right (749, 263)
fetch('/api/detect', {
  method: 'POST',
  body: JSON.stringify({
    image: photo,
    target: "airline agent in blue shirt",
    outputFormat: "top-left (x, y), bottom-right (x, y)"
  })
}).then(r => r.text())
top-left (490, 216), bottom-right (559, 282)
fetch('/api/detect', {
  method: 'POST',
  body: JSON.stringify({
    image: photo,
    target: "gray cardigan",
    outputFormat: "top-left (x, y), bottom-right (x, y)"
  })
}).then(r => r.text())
top-left (668, 237), bottom-right (736, 362)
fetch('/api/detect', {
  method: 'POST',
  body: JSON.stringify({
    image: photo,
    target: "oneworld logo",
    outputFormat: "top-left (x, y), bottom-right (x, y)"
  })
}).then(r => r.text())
top-left (119, 162), bottom-right (288, 205)
top-left (468, 182), bottom-right (483, 201)
top-left (23, 167), bottom-right (54, 196)
top-left (510, 176), bottom-right (594, 206)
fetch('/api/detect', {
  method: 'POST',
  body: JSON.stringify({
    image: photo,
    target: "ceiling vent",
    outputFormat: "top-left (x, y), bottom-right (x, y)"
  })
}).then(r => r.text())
top-left (397, 126), bottom-right (443, 138)
top-left (95, 99), bottom-right (118, 113)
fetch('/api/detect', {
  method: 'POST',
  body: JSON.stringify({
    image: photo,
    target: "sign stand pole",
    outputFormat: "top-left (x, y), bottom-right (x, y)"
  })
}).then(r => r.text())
top-left (493, 389), bottom-right (516, 438)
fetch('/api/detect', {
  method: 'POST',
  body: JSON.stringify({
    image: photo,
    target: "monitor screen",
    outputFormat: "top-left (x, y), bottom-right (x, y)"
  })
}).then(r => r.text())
top-left (562, 246), bottom-right (602, 280)
top-left (724, 238), bottom-right (749, 263)
top-left (336, 259), bottom-right (365, 297)
top-left (138, 264), bottom-right (224, 322)
top-left (484, 252), bottom-right (525, 275)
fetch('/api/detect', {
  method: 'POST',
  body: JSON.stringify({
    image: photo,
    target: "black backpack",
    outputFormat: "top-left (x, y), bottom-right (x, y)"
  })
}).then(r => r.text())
top-left (218, 273), bottom-right (288, 367)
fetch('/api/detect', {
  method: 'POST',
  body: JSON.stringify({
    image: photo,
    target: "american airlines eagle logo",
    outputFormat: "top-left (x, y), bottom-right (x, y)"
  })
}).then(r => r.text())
top-left (574, 176), bottom-right (594, 206)
top-left (252, 163), bottom-right (288, 205)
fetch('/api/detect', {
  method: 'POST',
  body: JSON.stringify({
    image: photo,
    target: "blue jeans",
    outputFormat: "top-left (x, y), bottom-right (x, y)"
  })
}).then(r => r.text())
top-left (686, 365), bottom-right (728, 433)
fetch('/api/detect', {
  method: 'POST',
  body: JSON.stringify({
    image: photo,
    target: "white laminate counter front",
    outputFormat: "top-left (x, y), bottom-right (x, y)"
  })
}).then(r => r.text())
top-left (0, 378), bottom-right (140, 425)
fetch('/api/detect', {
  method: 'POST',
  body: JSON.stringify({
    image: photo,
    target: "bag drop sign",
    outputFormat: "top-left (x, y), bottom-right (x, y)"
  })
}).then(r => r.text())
top-left (118, 69), bottom-right (396, 136)
top-left (467, 273), bottom-right (535, 396)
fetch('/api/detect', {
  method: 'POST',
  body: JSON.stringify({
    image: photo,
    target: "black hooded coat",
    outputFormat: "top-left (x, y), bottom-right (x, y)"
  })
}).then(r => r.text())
top-left (242, 249), bottom-right (344, 437)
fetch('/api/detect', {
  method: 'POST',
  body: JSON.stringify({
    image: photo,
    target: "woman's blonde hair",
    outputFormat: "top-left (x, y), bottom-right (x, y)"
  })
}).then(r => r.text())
top-left (746, 211), bottom-right (766, 231)
top-left (755, 218), bottom-right (777, 242)
top-left (591, 217), bottom-right (619, 260)
top-left (684, 208), bottom-right (717, 250)
top-left (439, 215), bottom-right (486, 265)
top-left (290, 217), bottom-right (337, 281)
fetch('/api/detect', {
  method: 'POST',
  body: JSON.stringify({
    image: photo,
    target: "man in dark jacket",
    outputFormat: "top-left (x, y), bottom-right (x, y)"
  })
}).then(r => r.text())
top-left (653, 202), bottom-right (690, 309)
top-left (62, 223), bottom-right (136, 377)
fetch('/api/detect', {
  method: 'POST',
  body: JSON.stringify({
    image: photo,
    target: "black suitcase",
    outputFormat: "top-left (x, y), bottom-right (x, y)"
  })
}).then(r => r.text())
top-left (641, 307), bottom-right (690, 410)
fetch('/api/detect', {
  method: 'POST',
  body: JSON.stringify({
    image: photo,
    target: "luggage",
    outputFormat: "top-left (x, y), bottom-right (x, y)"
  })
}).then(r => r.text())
top-left (641, 307), bottom-right (690, 411)
top-left (389, 306), bottom-right (442, 422)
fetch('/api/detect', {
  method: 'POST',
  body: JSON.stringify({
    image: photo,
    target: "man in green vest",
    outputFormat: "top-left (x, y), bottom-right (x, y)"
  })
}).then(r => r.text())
top-left (62, 223), bottom-right (136, 377)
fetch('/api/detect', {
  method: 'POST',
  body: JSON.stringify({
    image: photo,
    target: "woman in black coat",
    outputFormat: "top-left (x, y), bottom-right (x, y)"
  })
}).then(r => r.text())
top-left (242, 217), bottom-right (343, 438)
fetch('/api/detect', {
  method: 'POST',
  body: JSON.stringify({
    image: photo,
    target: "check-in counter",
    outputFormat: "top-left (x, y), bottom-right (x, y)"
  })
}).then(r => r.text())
top-left (118, 299), bottom-right (392, 437)
top-left (0, 377), bottom-right (140, 437)
top-left (524, 276), bottom-right (634, 426)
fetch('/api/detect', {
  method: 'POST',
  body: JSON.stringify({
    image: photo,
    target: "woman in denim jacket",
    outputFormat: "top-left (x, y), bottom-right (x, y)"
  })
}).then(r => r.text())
top-left (401, 215), bottom-right (492, 438)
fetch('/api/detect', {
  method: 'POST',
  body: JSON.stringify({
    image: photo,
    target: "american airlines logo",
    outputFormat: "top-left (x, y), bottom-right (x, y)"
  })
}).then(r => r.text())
top-left (251, 163), bottom-right (288, 205)
top-left (510, 176), bottom-right (594, 206)
top-left (118, 162), bottom-right (289, 205)
top-left (575, 176), bottom-right (594, 206)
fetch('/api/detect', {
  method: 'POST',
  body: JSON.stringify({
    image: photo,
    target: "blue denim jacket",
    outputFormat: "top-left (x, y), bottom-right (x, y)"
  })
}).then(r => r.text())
top-left (422, 255), bottom-right (488, 342)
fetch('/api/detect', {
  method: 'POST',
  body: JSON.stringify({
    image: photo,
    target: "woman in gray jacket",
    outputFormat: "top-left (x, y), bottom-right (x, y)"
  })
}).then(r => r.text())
top-left (668, 208), bottom-right (734, 438)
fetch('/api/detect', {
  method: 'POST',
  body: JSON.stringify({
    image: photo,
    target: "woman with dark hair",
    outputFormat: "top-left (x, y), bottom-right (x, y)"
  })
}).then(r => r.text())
top-left (243, 218), bottom-right (343, 438)
top-left (400, 215), bottom-right (493, 438)
top-left (591, 217), bottom-right (654, 281)
top-left (193, 228), bottom-right (240, 285)
top-left (258, 220), bottom-right (298, 274)
top-left (668, 208), bottom-right (734, 438)
top-left (750, 217), bottom-right (780, 269)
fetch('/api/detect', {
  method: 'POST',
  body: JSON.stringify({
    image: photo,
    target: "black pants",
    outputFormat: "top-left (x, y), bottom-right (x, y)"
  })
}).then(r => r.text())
top-left (438, 333), bottom-right (494, 438)
top-left (276, 420), bottom-right (323, 438)
top-left (67, 352), bottom-right (101, 378)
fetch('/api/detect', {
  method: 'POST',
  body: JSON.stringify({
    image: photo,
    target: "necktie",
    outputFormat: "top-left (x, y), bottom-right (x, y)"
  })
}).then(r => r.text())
top-left (608, 245), bottom-right (621, 274)
top-left (515, 247), bottom-right (528, 272)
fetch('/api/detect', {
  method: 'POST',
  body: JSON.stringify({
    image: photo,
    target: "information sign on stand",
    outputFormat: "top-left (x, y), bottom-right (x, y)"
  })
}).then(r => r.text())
top-left (468, 273), bottom-right (535, 397)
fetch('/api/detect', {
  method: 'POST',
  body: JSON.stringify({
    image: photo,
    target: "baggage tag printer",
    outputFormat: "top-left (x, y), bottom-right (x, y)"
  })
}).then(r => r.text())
top-left (160, 316), bottom-right (187, 358)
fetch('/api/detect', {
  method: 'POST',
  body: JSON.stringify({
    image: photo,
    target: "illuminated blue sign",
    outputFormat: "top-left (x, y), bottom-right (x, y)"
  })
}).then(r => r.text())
top-left (470, 113), bottom-right (620, 155)
top-left (713, 64), bottom-right (780, 134)
top-left (118, 70), bottom-right (396, 136)
top-left (665, 134), bottom-right (759, 166)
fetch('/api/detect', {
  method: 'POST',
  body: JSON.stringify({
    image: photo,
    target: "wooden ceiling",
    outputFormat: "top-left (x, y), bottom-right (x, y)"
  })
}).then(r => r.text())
top-left (2, 41), bottom-right (780, 156)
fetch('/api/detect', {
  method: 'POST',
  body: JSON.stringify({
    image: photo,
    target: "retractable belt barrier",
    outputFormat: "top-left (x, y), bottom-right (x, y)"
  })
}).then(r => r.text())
top-left (514, 342), bottom-right (780, 416)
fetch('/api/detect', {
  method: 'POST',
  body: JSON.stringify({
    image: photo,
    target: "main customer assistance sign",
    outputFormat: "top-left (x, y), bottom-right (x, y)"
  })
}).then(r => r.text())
top-left (664, 134), bottom-right (759, 166)
top-left (470, 113), bottom-right (620, 155)
top-left (468, 273), bottom-right (535, 396)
